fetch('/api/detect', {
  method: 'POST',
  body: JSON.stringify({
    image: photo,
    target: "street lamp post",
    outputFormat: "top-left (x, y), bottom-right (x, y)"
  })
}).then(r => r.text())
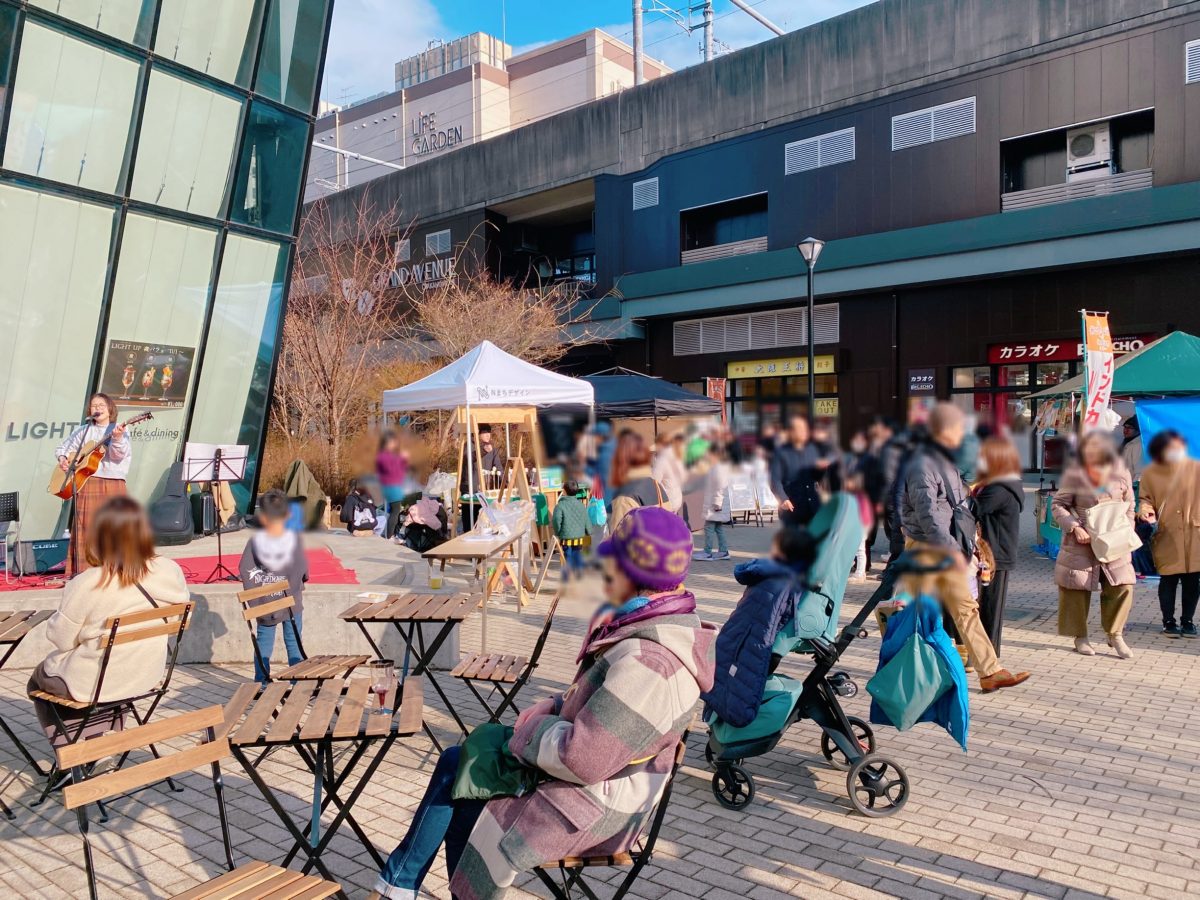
top-left (796, 237), bottom-right (825, 423)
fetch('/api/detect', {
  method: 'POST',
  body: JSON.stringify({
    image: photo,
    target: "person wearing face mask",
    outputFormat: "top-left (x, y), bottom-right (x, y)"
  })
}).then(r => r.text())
top-left (1137, 430), bottom-right (1200, 637)
top-left (1052, 432), bottom-right (1137, 657)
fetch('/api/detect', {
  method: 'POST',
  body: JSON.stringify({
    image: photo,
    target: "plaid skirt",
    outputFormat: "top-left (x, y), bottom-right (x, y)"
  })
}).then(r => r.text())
top-left (68, 477), bottom-right (126, 578)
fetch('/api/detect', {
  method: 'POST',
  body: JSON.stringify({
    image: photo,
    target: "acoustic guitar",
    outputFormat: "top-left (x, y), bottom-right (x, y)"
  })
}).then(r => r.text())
top-left (47, 412), bottom-right (153, 500)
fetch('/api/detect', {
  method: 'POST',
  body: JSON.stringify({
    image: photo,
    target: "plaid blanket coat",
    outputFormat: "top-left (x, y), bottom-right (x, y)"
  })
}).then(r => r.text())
top-left (450, 592), bottom-right (716, 900)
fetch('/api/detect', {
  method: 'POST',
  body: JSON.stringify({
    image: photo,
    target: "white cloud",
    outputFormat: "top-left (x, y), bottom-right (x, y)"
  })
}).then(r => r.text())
top-left (320, 0), bottom-right (446, 105)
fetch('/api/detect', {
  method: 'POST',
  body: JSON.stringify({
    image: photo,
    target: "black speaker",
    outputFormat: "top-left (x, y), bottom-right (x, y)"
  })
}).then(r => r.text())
top-left (14, 538), bottom-right (69, 576)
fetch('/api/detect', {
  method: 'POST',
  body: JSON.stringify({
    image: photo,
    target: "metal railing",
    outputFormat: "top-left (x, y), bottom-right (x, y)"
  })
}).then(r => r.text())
top-left (1001, 169), bottom-right (1153, 212)
top-left (681, 235), bottom-right (769, 265)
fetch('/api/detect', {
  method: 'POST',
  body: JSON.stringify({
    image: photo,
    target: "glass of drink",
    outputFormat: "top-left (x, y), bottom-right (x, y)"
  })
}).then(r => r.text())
top-left (368, 659), bottom-right (396, 716)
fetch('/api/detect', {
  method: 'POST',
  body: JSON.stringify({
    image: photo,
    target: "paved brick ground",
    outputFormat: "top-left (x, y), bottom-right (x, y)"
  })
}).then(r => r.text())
top-left (3, 507), bottom-right (1199, 899)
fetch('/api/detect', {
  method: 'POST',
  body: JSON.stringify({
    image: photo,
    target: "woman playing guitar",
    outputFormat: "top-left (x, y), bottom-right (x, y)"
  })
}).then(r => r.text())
top-left (54, 393), bottom-right (132, 578)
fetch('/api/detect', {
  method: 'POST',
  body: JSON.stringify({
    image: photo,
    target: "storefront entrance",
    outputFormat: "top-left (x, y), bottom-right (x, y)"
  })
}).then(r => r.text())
top-left (724, 354), bottom-right (838, 437)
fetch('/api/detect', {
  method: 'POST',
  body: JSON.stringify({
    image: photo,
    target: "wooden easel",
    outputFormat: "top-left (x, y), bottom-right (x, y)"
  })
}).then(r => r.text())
top-left (450, 406), bottom-right (546, 533)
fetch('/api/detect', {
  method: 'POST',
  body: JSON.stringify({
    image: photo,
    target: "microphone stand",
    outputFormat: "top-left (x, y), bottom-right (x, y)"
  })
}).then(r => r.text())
top-left (205, 448), bottom-right (240, 583)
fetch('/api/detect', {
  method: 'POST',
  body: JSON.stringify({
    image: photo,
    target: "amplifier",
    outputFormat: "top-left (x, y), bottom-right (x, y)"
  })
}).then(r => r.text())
top-left (13, 538), bottom-right (69, 576)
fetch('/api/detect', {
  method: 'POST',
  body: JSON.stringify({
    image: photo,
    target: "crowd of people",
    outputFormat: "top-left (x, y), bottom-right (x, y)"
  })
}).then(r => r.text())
top-left (23, 392), bottom-right (1200, 900)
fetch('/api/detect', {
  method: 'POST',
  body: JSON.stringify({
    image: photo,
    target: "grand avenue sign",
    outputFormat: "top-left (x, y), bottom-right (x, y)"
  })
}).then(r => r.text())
top-left (390, 256), bottom-right (457, 287)
top-left (410, 111), bottom-right (462, 156)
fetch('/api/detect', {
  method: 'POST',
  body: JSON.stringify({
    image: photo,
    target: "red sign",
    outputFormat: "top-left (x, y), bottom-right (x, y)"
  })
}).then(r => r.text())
top-left (986, 334), bottom-right (1153, 364)
top-left (706, 377), bottom-right (727, 424)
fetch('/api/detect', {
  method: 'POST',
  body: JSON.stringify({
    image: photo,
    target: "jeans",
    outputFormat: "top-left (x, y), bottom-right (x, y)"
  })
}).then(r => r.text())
top-left (562, 543), bottom-right (584, 573)
top-left (704, 521), bottom-right (729, 554)
top-left (376, 746), bottom-right (486, 898)
top-left (1159, 571), bottom-right (1200, 628)
top-left (254, 615), bottom-right (303, 684)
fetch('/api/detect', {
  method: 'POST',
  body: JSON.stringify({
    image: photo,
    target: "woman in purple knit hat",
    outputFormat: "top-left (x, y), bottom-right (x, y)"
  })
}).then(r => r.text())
top-left (372, 506), bottom-right (716, 900)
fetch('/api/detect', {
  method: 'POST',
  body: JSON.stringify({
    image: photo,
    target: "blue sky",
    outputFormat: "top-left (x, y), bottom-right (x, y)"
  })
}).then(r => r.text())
top-left (322, 0), bottom-right (876, 105)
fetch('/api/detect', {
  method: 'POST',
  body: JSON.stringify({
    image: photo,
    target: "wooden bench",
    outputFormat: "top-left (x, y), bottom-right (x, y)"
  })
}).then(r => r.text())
top-left (56, 705), bottom-right (342, 900)
top-left (237, 583), bottom-right (368, 683)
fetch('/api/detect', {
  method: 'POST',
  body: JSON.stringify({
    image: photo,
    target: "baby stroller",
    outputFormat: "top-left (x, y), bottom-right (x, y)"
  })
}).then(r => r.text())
top-left (705, 494), bottom-right (911, 817)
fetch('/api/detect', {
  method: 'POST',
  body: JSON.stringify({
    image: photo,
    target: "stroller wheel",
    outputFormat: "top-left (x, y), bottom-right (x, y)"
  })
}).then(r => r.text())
top-left (712, 765), bottom-right (755, 810)
top-left (703, 743), bottom-right (715, 767)
top-left (820, 717), bottom-right (876, 770)
top-left (846, 754), bottom-right (909, 818)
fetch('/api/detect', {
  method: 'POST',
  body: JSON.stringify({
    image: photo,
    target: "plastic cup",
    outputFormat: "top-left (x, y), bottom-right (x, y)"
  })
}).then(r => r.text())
top-left (430, 574), bottom-right (444, 590)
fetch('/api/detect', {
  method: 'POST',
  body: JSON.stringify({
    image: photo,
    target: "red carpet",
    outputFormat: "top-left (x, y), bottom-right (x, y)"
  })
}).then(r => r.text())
top-left (0, 546), bottom-right (358, 591)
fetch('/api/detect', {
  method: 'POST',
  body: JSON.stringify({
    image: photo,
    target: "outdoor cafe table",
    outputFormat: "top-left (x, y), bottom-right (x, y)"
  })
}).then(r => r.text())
top-left (0, 609), bottom-right (53, 819)
top-left (421, 530), bottom-right (534, 651)
top-left (219, 675), bottom-right (424, 884)
top-left (339, 592), bottom-right (477, 749)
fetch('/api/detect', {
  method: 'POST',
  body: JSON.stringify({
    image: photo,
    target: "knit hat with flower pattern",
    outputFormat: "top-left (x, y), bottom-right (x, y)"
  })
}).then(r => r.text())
top-left (597, 506), bottom-right (693, 591)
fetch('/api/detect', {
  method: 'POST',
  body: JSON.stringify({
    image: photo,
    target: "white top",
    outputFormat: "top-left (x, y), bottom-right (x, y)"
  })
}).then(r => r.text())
top-left (382, 340), bottom-right (594, 410)
top-left (40, 557), bottom-right (190, 702)
top-left (55, 423), bottom-right (132, 480)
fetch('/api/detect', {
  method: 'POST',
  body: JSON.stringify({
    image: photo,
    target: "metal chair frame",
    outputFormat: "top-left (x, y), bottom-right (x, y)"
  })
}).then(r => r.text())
top-left (453, 594), bottom-right (561, 723)
top-left (0, 491), bottom-right (20, 584)
top-left (534, 729), bottom-right (690, 900)
top-left (30, 601), bottom-right (194, 816)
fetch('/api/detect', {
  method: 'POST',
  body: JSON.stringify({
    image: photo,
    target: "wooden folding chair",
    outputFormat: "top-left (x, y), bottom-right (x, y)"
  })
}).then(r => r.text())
top-left (535, 730), bottom-right (691, 900)
top-left (56, 705), bottom-right (341, 900)
top-left (450, 595), bottom-right (560, 723)
top-left (237, 583), bottom-right (368, 682)
top-left (29, 601), bottom-right (194, 812)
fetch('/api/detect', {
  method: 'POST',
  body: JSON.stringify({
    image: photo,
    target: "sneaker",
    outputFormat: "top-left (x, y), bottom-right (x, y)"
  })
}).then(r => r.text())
top-left (712, 551), bottom-right (731, 560)
top-left (692, 550), bottom-right (712, 560)
top-left (1181, 623), bottom-right (1198, 638)
top-left (1163, 623), bottom-right (1181, 637)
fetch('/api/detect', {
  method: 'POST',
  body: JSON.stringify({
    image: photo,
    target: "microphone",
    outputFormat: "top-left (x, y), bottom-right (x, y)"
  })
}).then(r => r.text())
top-left (83, 415), bottom-right (96, 424)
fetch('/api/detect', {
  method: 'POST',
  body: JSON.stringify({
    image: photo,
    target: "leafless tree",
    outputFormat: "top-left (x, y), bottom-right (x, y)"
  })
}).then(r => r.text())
top-left (271, 193), bottom-right (409, 485)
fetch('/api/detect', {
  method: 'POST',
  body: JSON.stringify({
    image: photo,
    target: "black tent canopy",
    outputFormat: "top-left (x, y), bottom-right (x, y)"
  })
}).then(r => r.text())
top-left (583, 367), bottom-right (722, 418)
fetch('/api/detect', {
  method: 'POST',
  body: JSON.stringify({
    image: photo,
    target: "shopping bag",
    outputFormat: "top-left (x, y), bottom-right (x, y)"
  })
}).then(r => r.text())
top-left (587, 496), bottom-right (608, 528)
top-left (452, 723), bottom-right (540, 801)
top-left (1083, 498), bottom-right (1141, 563)
top-left (866, 632), bottom-right (952, 731)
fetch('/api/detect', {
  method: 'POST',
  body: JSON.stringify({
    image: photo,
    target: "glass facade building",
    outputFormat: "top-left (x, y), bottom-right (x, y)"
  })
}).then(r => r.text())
top-left (0, 0), bottom-right (333, 539)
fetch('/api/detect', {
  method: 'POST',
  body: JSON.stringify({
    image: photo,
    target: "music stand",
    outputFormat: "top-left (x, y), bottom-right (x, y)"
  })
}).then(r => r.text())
top-left (183, 442), bottom-right (248, 583)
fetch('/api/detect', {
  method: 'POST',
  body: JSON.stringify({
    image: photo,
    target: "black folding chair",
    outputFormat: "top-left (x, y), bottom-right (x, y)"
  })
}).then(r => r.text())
top-left (450, 594), bottom-right (560, 722)
top-left (55, 705), bottom-right (342, 900)
top-left (236, 582), bottom-right (368, 682)
top-left (0, 491), bottom-right (19, 583)
top-left (534, 728), bottom-right (691, 900)
top-left (29, 601), bottom-right (193, 815)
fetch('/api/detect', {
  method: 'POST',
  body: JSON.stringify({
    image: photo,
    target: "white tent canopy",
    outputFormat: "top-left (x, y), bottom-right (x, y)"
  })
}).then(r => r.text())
top-left (382, 340), bottom-right (594, 411)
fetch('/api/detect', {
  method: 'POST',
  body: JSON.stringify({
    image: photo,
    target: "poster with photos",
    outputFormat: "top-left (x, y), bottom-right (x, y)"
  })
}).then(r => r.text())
top-left (99, 340), bottom-right (194, 410)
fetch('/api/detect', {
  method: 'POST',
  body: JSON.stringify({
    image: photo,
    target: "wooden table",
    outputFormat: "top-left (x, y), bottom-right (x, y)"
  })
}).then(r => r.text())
top-left (220, 676), bottom-right (423, 885)
top-left (340, 592), bottom-right (476, 748)
top-left (422, 530), bottom-right (534, 650)
top-left (0, 609), bottom-right (53, 819)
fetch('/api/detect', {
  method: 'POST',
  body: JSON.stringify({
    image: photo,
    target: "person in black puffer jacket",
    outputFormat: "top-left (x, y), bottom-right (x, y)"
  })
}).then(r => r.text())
top-left (973, 436), bottom-right (1025, 655)
top-left (702, 529), bottom-right (815, 727)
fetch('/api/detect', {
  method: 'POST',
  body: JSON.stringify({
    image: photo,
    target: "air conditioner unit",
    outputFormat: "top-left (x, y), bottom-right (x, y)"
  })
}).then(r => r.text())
top-left (1066, 123), bottom-right (1112, 181)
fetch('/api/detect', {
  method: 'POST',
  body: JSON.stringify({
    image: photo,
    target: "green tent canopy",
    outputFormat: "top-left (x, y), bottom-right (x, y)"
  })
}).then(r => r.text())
top-left (1028, 331), bottom-right (1200, 399)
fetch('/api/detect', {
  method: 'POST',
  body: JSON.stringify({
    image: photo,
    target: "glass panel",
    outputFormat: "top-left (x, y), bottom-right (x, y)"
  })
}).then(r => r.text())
top-left (0, 4), bottom-right (17, 114)
top-left (0, 183), bottom-right (116, 538)
top-left (190, 234), bottom-right (288, 507)
top-left (256, 0), bottom-right (330, 112)
top-left (4, 23), bottom-right (140, 193)
top-left (997, 364), bottom-right (1030, 388)
top-left (153, 0), bottom-right (260, 86)
top-left (814, 373), bottom-right (838, 394)
top-left (952, 366), bottom-right (991, 390)
top-left (1036, 362), bottom-right (1070, 386)
top-left (102, 213), bottom-right (218, 504)
top-left (760, 377), bottom-right (783, 398)
top-left (130, 70), bottom-right (242, 217)
top-left (736, 378), bottom-right (757, 397)
top-left (29, 0), bottom-right (155, 45)
top-left (230, 101), bottom-right (308, 234)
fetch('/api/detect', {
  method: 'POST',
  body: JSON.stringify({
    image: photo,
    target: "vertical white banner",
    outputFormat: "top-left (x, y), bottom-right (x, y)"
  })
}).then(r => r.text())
top-left (1082, 312), bottom-right (1115, 433)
